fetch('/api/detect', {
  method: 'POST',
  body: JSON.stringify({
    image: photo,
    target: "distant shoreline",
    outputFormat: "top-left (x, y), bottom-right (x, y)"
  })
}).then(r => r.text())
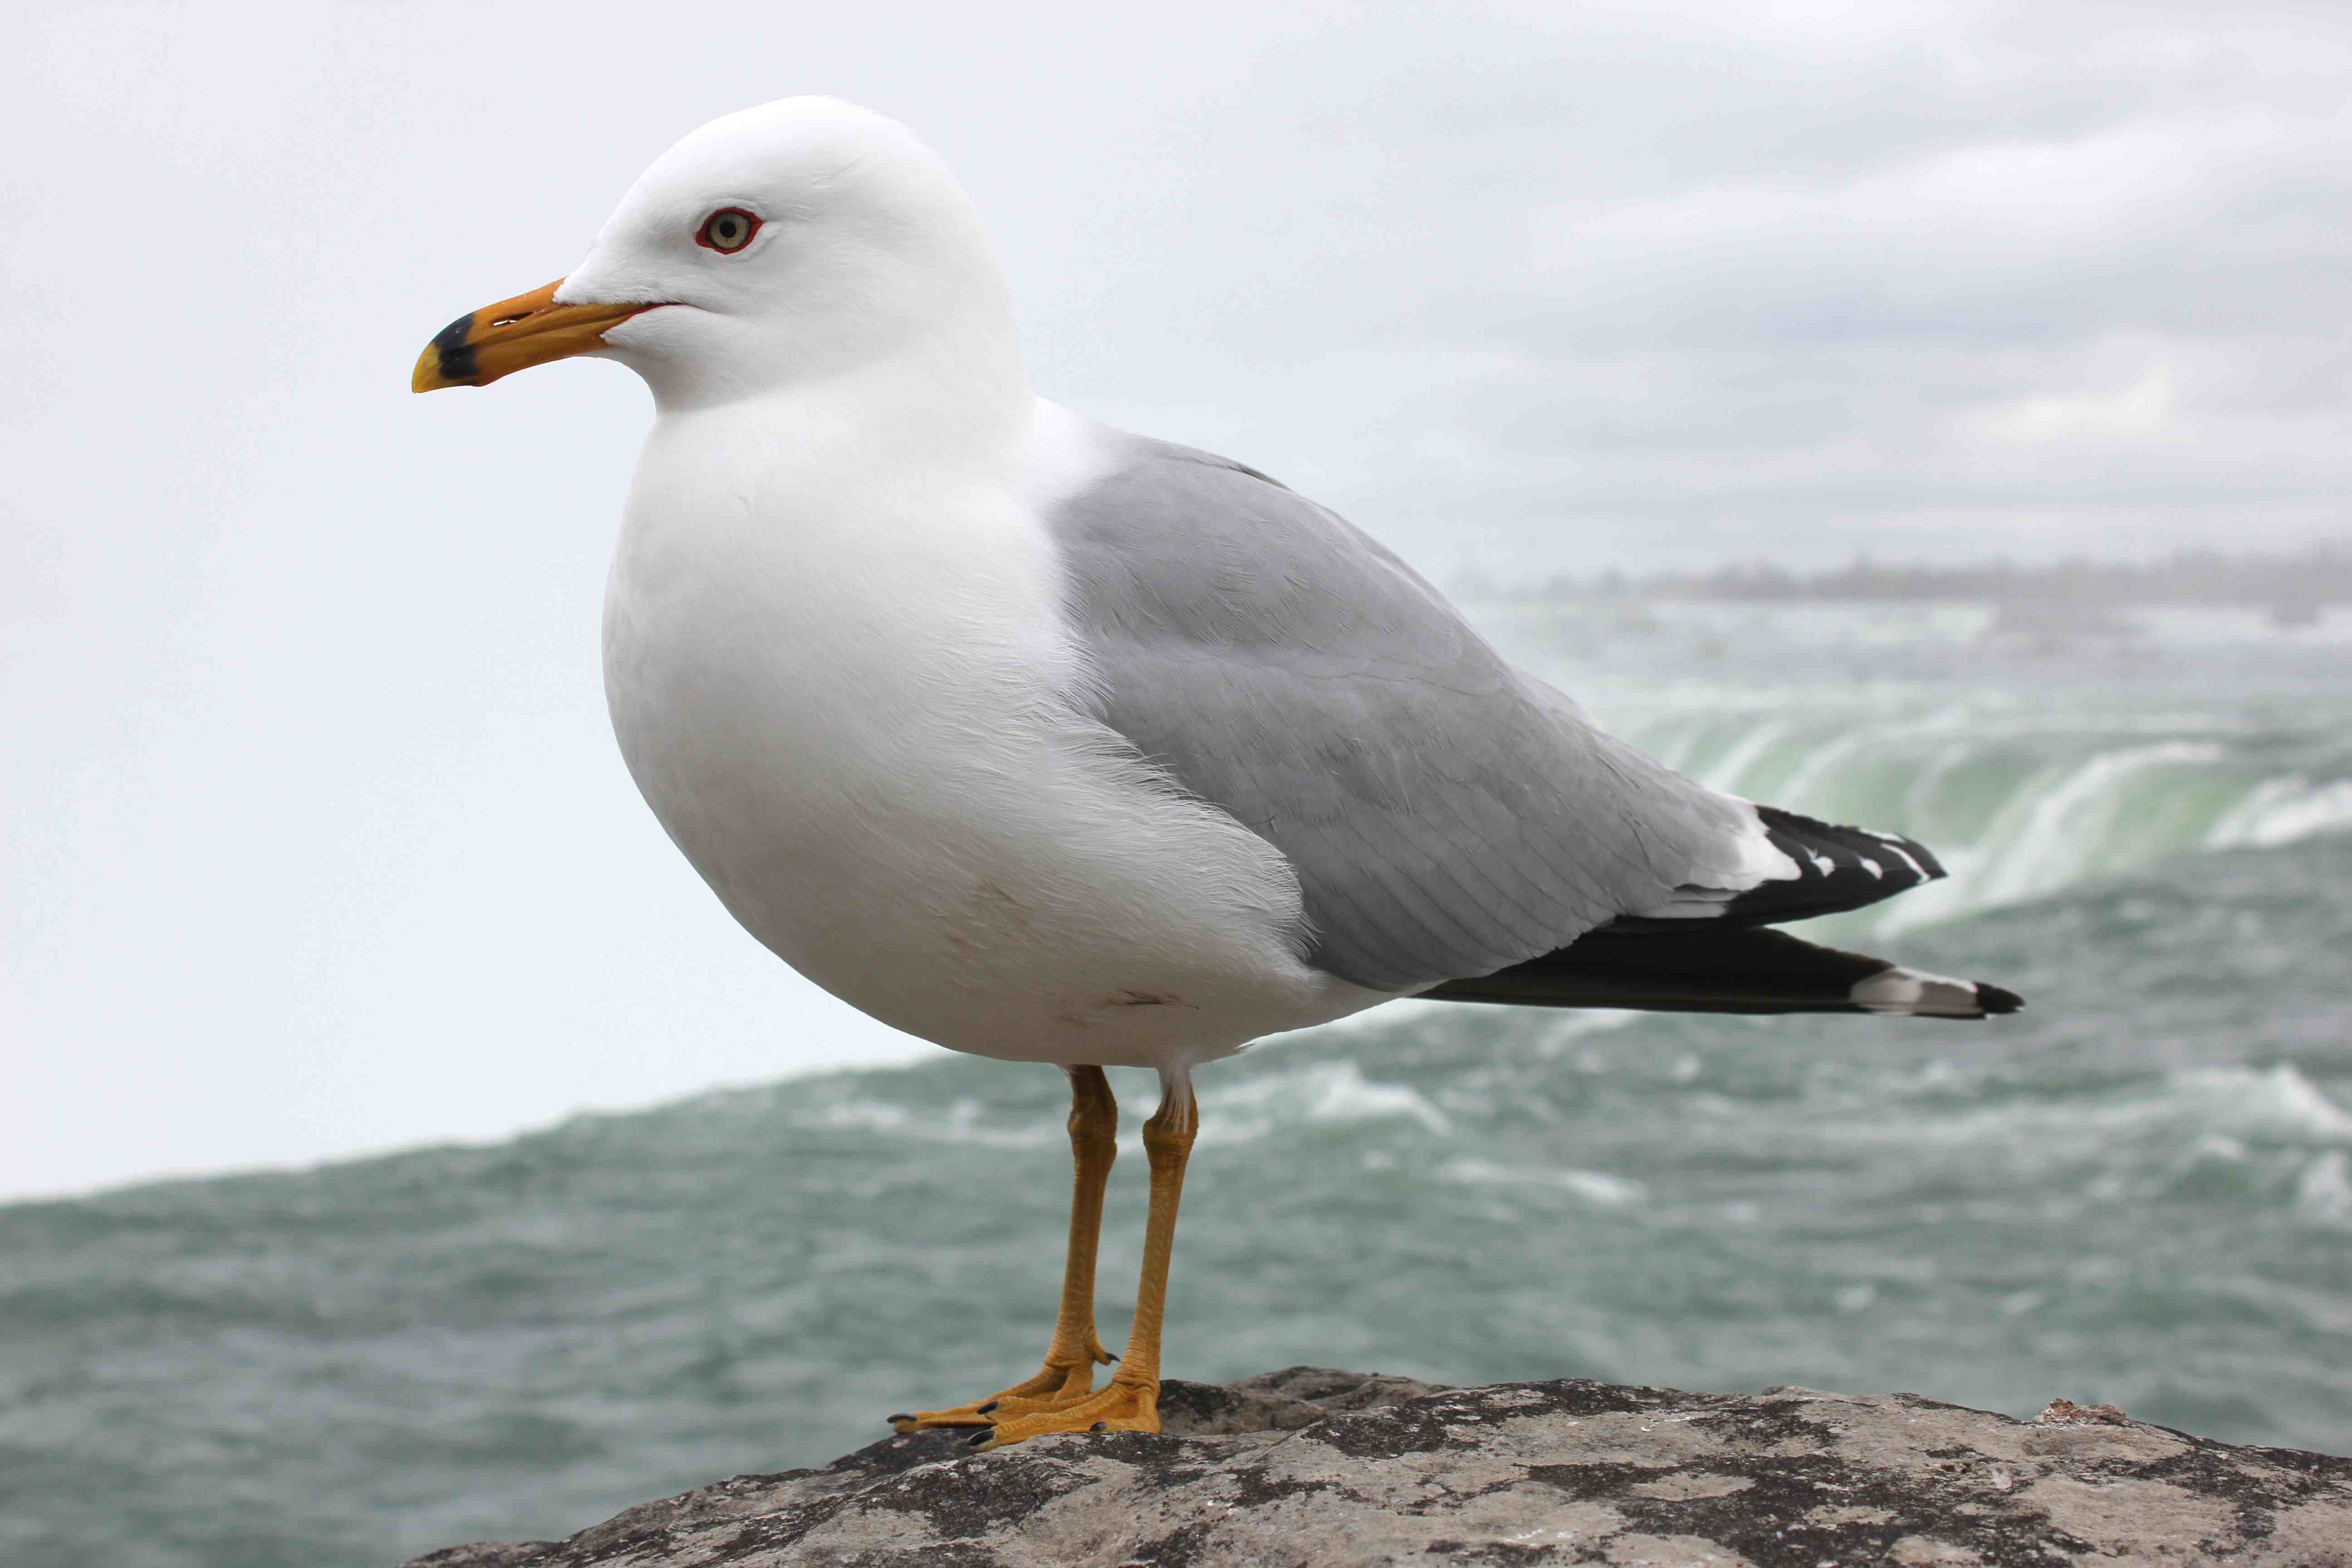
top-left (1496, 542), bottom-right (2350, 618)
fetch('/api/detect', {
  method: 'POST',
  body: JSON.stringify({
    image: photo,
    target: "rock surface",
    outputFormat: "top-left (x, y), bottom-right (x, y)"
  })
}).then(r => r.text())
top-left (402, 1367), bottom-right (2352, 1567)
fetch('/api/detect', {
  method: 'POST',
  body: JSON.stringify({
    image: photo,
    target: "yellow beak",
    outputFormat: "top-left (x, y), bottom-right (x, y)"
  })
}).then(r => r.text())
top-left (411, 280), bottom-right (659, 392)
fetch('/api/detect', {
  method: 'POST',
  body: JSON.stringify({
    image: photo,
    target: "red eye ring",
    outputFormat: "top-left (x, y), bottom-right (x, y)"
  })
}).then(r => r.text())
top-left (696, 208), bottom-right (761, 254)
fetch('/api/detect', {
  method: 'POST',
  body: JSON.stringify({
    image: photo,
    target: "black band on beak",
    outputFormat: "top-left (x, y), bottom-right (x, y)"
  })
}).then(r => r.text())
top-left (429, 314), bottom-right (480, 387)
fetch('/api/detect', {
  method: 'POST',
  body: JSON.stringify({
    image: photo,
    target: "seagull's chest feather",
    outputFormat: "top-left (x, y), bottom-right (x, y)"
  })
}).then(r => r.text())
top-left (602, 411), bottom-right (1075, 939)
top-left (599, 406), bottom-right (1357, 1064)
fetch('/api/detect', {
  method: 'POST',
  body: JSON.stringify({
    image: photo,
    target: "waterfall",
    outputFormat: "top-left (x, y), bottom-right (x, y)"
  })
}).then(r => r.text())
top-left (1615, 701), bottom-right (2352, 936)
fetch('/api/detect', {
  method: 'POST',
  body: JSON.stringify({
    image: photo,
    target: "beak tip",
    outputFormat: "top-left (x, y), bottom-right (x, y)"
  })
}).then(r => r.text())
top-left (412, 347), bottom-right (456, 394)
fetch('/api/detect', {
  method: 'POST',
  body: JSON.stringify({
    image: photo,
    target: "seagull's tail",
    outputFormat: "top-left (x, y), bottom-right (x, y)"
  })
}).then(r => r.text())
top-left (1422, 926), bottom-right (2024, 1019)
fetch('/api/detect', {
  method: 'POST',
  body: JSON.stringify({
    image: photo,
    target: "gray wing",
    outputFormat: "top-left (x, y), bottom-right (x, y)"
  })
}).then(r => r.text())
top-left (1049, 429), bottom-right (1773, 994)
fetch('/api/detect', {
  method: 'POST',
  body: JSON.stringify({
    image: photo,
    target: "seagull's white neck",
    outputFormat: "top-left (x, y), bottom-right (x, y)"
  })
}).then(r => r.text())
top-left (636, 299), bottom-right (1030, 446)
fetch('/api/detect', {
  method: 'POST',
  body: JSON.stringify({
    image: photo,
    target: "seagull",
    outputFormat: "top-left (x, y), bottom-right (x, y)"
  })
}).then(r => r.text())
top-left (413, 97), bottom-right (2021, 1450)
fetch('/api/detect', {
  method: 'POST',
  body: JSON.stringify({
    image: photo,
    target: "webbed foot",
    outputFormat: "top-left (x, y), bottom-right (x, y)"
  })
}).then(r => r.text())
top-left (886, 1343), bottom-right (1115, 1434)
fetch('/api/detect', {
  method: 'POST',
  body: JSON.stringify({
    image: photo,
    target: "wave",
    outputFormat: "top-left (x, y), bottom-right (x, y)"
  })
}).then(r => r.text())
top-left (759, 1061), bottom-right (1456, 1155)
top-left (1783, 1063), bottom-right (2352, 1156)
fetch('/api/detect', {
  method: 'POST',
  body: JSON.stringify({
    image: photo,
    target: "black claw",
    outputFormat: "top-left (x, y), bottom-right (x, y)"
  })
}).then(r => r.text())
top-left (1090, 1421), bottom-right (1107, 1432)
top-left (976, 1400), bottom-right (999, 1414)
top-left (966, 1430), bottom-right (991, 1448)
top-left (886, 1413), bottom-right (914, 1425)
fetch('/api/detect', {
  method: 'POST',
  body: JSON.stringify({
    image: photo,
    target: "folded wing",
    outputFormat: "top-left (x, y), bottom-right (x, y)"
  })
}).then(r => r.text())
top-left (1048, 427), bottom-right (1956, 999)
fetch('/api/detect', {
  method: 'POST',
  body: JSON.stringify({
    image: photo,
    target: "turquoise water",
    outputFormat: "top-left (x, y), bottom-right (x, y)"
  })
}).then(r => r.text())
top-left (3, 601), bottom-right (2348, 1568)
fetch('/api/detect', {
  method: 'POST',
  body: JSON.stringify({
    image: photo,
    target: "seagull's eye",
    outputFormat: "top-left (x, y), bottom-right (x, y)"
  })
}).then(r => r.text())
top-left (696, 208), bottom-right (760, 254)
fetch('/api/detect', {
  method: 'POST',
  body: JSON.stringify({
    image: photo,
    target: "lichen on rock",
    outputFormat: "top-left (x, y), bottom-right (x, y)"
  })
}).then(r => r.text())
top-left (402, 1367), bottom-right (2352, 1567)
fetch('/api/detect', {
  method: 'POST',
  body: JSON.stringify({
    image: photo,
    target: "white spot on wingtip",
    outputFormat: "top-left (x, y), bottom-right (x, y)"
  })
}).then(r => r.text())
top-left (1872, 838), bottom-right (1927, 880)
top-left (1850, 965), bottom-right (1982, 1017)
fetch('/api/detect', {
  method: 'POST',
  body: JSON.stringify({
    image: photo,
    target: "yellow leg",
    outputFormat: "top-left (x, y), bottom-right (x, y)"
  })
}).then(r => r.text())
top-left (889, 1065), bottom-right (1120, 1432)
top-left (978, 1070), bottom-right (1197, 1449)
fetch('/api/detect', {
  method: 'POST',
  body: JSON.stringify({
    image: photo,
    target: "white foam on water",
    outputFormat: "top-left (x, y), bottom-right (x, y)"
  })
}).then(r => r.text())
top-left (1435, 1156), bottom-right (1649, 1207)
top-left (2208, 775), bottom-right (2352, 850)
top-left (1531, 1009), bottom-right (1642, 1060)
top-left (802, 1097), bottom-right (909, 1134)
top-left (2295, 1151), bottom-right (2352, 1228)
top-left (1194, 1062), bottom-right (1452, 1146)
top-left (789, 1095), bottom-right (1063, 1149)
top-left (1794, 1063), bottom-right (2352, 1156)
top-left (2182, 1064), bottom-right (2352, 1143)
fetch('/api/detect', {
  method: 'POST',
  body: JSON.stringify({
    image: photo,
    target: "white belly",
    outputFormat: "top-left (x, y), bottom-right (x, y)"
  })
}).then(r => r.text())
top-left (600, 405), bottom-right (1383, 1068)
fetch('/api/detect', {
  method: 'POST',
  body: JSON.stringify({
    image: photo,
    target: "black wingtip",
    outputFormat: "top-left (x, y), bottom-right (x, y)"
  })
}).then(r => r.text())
top-left (1977, 982), bottom-right (2025, 1016)
top-left (1629, 804), bottom-right (1954, 931)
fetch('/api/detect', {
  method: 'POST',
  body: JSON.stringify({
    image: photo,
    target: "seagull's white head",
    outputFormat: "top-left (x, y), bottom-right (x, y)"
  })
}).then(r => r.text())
top-left (414, 98), bottom-right (1021, 413)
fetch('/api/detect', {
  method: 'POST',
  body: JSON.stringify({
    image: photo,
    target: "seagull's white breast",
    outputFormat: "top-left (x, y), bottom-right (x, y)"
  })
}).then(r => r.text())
top-left (600, 397), bottom-right (1384, 1068)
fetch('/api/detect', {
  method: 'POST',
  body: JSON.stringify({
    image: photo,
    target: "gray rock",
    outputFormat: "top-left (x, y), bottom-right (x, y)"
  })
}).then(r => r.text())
top-left (402, 1368), bottom-right (2352, 1567)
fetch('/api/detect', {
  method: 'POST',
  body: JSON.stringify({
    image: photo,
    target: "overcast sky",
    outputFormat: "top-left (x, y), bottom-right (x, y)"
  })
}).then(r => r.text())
top-left (4, 0), bottom-right (2346, 1199)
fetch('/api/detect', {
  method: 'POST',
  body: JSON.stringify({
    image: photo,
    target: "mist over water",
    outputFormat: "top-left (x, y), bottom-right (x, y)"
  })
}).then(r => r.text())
top-left (4, 600), bottom-right (2349, 1568)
